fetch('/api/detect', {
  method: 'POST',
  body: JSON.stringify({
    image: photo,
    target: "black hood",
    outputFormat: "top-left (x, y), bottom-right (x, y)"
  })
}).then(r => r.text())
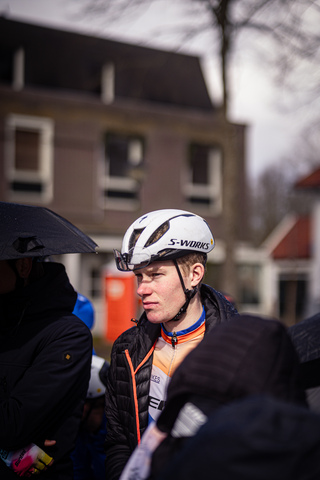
top-left (0, 262), bottom-right (77, 334)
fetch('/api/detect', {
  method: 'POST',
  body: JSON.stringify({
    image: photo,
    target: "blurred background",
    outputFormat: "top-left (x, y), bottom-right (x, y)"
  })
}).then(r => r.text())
top-left (1, 0), bottom-right (320, 357)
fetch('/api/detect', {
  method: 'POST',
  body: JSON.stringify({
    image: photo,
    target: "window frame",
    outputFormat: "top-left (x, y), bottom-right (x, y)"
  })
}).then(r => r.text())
top-left (185, 143), bottom-right (222, 214)
top-left (101, 132), bottom-right (144, 211)
top-left (5, 114), bottom-right (54, 204)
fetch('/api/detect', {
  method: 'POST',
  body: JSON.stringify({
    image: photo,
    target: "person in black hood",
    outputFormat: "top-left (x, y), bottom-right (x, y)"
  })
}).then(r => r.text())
top-left (120, 314), bottom-right (320, 480)
top-left (0, 257), bottom-right (92, 479)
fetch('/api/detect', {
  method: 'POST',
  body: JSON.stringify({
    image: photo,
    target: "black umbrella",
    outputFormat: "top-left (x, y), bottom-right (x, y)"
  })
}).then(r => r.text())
top-left (0, 202), bottom-right (98, 260)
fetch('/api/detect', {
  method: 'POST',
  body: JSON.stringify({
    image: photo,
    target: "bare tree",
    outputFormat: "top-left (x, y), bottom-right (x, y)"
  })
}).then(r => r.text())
top-left (249, 163), bottom-right (293, 246)
top-left (250, 153), bottom-right (319, 247)
top-left (71, 0), bottom-right (320, 298)
top-left (72, 0), bottom-right (320, 117)
top-left (284, 121), bottom-right (320, 177)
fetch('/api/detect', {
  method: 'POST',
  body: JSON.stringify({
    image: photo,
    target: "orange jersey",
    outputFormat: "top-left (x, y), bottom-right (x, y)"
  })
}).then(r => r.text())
top-left (148, 307), bottom-right (205, 423)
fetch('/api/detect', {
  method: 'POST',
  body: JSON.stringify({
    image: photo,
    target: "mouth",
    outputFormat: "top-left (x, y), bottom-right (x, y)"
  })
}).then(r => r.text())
top-left (143, 302), bottom-right (157, 310)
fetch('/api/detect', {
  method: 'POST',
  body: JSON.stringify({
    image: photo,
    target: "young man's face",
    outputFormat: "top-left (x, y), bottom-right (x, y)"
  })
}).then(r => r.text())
top-left (134, 260), bottom-right (188, 326)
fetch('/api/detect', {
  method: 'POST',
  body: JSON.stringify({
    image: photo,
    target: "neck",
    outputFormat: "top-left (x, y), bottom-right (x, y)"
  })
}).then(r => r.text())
top-left (163, 294), bottom-right (203, 332)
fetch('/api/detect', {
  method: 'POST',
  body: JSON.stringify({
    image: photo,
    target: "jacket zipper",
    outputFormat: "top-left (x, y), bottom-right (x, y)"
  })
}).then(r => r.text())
top-left (171, 332), bottom-right (177, 348)
top-left (124, 343), bottom-right (156, 445)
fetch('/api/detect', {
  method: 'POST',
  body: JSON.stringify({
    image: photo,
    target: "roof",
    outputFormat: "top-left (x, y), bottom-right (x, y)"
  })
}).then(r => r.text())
top-left (0, 17), bottom-right (215, 111)
top-left (270, 216), bottom-right (311, 260)
top-left (295, 167), bottom-right (320, 190)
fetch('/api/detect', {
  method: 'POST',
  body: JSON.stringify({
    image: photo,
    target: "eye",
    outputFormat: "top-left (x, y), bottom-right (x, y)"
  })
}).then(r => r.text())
top-left (152, 272), bottom-right (162, 278)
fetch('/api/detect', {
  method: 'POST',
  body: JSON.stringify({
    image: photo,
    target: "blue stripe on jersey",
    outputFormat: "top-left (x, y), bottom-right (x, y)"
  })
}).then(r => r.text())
top-left (161, 305), bottom-right (205, 338)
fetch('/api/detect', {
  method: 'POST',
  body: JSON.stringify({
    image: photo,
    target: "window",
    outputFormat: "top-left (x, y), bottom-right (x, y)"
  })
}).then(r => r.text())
top-left (0, 47), bottom-right (24, 88)
top-left (0, 48), bottom-right (14, 85)
top-left (90, 267), bottom-right (102, 299)
top-left (101, 63), bottom-right (115, 104)
top-left (102, 132), bottom-right (144, 210)
top-left (185, 143), bottom-right (222, 213)
top-left (5, 114), bottom-right (54, 203)
top-left (13, 48), bottom-right (24, 90)
top-left (279, 274), bottom-right (307, 325)
top-left (237, 264), bottom-right (261, 305)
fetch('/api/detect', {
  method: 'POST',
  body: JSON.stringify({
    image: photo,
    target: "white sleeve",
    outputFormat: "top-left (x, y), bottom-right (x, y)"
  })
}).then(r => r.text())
top-left (119, 422), bottom-right (167, 480)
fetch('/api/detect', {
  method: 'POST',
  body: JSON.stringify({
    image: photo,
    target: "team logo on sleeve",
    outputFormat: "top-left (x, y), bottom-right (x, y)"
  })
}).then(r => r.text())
top-left (151, 374), bottom-right (160, 384)
top-left (62, 352), bottom-right (73, 363)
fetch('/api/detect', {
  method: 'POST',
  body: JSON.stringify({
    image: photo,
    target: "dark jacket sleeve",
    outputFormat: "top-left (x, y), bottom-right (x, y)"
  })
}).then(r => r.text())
top-left (105, 341), bottom-right (132, 480)
top-left (0, 318), bottom-right (92, 451)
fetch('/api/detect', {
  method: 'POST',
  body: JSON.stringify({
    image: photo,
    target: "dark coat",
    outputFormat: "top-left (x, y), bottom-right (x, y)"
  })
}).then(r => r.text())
top-left (155, 395), bottom-right (320, 480)
top-left (104, 284), bottom-right (237, 480)
top-left (288, 313), bottom-right (320, 412)
top-left (0, 262), bottom-right (92, 479)
top-left (288, 313), bottom-right (320, 389)
top-left (150, 315), bottom-right (310, 479)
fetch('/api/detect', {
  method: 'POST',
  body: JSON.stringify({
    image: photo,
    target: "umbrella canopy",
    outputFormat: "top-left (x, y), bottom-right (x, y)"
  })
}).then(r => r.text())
top-left (0, 202), bottom-right (98, 260)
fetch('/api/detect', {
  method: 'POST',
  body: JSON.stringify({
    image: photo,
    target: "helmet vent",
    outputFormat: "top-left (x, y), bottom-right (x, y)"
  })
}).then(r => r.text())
top-left (129, 228), bottom-right (144, 251)
top-left (145, 221), bottom-right (169, 247)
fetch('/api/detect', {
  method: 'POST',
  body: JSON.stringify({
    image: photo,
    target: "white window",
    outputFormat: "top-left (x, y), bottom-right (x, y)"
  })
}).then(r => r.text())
top-left (185, 144), bottom-right (222, 214)
top-left (5, 114), bottom-right (54, 203)
top-left (101, 132), bottom-right (144, 210)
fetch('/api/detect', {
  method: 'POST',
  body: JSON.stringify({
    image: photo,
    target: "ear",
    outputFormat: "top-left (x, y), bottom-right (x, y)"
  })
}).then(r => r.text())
top-left (190, 263), bottom-right (205, 288)
top-left (15, 258), bottom-right (33, 279)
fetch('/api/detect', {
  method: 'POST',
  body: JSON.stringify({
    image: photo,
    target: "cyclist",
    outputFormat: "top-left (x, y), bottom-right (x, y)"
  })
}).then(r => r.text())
top-left (105, 209), bottom-right (237, 480)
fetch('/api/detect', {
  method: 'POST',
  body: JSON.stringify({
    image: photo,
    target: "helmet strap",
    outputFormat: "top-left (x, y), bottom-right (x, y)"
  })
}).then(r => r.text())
top-left (170, 260), bottom-right (198, 322)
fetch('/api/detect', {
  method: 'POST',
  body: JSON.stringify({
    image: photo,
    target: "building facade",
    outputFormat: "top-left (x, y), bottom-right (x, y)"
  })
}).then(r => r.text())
top-left (0, 17), bottom-right (265, 336)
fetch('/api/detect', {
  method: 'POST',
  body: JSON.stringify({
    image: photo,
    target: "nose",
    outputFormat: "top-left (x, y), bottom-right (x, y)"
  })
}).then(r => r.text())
top-left (136, 278), bottom-right (152, 298)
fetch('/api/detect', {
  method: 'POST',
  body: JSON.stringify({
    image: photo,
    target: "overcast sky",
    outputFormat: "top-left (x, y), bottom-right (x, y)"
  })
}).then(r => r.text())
top-left (0, 0), bottom-right (310, 180)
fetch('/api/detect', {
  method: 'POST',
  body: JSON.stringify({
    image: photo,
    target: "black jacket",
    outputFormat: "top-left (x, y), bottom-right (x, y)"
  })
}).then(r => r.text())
top-left (0, 262), bottom-right (92, 479)
top-left (155, 395), bottom-right (320, 480)
top-left (104, 284), bottom-right (237, 480)
top-left (150, 314), bottom-right (309, 479)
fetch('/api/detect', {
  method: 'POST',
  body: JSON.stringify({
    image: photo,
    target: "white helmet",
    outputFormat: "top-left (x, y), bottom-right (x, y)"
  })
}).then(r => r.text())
top-left (114, 209), bottom-right (214, 271)
top-left (87, 355), bottom-right (109, 399)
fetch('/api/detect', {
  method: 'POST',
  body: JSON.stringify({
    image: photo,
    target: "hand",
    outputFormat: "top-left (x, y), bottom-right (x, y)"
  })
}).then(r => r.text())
top-left (0, 443), bottom-right (54, 477)
top-left (44, 440), bottom-right (56, 448)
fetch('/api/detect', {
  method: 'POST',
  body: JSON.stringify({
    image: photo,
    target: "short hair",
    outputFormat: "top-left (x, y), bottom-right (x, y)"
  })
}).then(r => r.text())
top-left (177, 252), bottom-right (207, 282)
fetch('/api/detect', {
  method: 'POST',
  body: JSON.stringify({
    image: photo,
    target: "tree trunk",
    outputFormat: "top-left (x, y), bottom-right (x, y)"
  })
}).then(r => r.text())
top-left (221, 122), bottom-right (239, 301)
